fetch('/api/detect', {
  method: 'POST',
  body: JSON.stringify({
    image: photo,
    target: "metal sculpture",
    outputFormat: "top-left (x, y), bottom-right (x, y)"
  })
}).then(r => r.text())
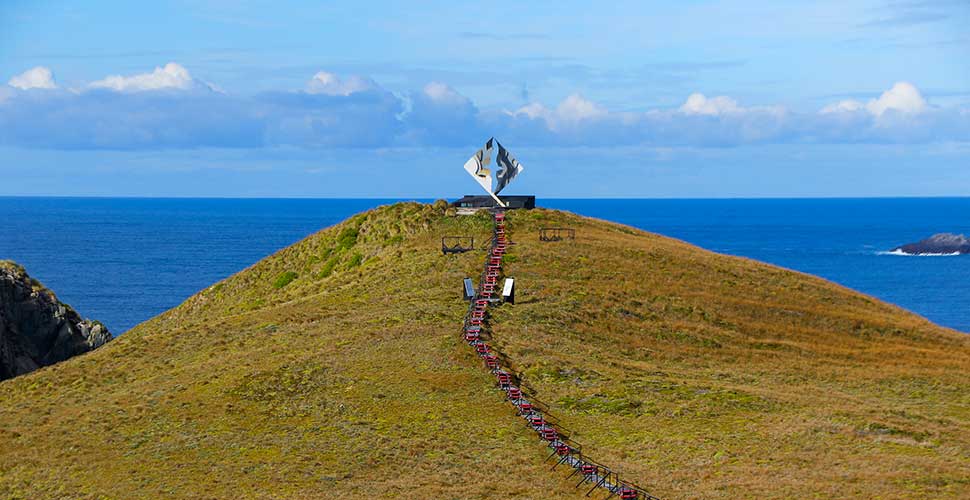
top-left (461, 138), bottom-right (525, 208)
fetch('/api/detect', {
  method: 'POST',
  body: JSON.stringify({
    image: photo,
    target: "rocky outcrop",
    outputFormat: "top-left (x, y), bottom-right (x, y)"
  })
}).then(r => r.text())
top-left (0, 261), bottom-right (112, 381)
top-left (892, 233), bottom-right (970, 255)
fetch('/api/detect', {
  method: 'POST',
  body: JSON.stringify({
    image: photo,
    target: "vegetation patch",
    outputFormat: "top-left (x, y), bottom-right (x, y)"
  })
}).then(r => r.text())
top-left (272, 271), bottom-right (298, 289)
top-left (347, 253), bottom-right (363, 269)
top-left (558, 394), bottom-right (642, 416)
top-left (318, 256), bottom-right (340, 279)
top-left (523, 363), bottom-right (602, 385)
top-left (337, 226), bottom-right (359, 250)
top-left (855, 422), bottom-right (930, 442)
top-left (257, 322), bottom-right (278, 333)
top-left (226, 363), bottom-right (328, 418)
top-left (650, 326), bottom-right (723, 348)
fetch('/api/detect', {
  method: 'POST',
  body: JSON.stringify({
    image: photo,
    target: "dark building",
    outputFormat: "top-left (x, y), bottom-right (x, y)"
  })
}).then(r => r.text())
top-left (452, 195), bottom-right (535, 210)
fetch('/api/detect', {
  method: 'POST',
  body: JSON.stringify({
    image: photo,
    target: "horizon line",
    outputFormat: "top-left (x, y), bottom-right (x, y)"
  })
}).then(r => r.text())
top-left (2, 195), bottom-right (970, 201)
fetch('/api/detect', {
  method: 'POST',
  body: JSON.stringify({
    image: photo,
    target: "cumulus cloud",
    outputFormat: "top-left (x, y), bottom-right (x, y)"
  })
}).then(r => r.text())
top-left (1, 63), bottom-right (254, 149)
top-left (556, 94), bottom-right (608, 123)
top-left (820, 82), bottom-right (928, 116)
top-left (420, 82), bottom-right (469, 106)
top-left (679, 93), bottom-right (741, 115)
top-left (820, 99), bottom-right (865, 114)
top-left (0, 65), bottom-right (966, 150)
top-left (506, 94), bottom-right (607, 133)
top-left (866, 81), bottom-right (927, 116)
top-left (510, 102), bottom-right (547, 120)
top-left (0, 90), bottom-right (262, 149)
top-left (306, 71), bottom-right (376, 96)
top-left (261, 86), bottom-right (404, 148)
top-left (400, 82), bottom-right (481, 145)
top-left (8, 67), bottom-right (57, 90)
top-left (89, 63), bottom-right (195, 92)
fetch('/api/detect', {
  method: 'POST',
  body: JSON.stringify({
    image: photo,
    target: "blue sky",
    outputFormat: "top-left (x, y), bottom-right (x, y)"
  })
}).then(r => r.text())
top-left (1, 0), bottom-right (968, 197)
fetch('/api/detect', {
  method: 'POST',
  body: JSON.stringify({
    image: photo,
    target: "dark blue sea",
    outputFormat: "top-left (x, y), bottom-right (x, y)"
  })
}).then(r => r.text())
top-left (1, 197), bottom-right (968, 333)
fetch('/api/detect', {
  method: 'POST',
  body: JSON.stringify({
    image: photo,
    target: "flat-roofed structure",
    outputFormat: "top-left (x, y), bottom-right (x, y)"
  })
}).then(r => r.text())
top-left (452, 195), bottom-right (535, 212)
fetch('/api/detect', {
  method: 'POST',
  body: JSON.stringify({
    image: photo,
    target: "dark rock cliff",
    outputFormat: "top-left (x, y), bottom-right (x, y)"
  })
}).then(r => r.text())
top-left (0, 261), bottom-right (112, 381)
top-left (893, 233), bottom-right (970, 255)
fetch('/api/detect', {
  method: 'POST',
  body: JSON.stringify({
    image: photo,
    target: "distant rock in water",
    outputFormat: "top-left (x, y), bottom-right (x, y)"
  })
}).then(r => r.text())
top-left (1, 260), bottom-right (112, 381)
top-left (892, 233), bottom-right (970, 255)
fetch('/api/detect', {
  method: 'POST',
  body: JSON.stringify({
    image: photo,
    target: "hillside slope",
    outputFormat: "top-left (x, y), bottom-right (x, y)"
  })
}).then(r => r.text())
top-left (1, 202), bottom-right (968, 499)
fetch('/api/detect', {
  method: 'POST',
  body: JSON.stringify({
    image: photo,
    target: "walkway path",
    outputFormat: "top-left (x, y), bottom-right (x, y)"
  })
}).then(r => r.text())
top-left (459, 210), bottom-right (661, 500)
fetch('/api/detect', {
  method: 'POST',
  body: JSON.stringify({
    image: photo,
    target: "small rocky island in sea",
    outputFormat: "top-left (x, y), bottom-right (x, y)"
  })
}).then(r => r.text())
top-left (1, 260), bottom-right (112, 380)
top-left (892, 233), bottom-right (970, 255)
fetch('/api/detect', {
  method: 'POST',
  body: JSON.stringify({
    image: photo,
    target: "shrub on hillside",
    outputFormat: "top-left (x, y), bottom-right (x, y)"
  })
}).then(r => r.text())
top-left (272, 271), bottom-right (298, 289)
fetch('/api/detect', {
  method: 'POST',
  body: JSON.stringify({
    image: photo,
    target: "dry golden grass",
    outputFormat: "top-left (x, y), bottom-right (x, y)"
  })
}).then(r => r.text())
top-left (494, 208), bottom-right (970, 499)
top-left (1, 202), bottom-right (967, 499)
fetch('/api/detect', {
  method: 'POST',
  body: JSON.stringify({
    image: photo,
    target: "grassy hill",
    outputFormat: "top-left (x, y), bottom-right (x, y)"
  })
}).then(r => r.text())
top-left (1, 202), bottom-right (968, 499)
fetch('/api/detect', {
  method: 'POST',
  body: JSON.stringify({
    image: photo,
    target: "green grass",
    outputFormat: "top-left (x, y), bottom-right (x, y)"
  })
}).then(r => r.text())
top-left (347, 253), bottom-right (363, 269)
top-left (1, 202), bottom-right (968, 499)
top-left (272, 271), bottom-right (298, 289)
top-left (336, 226), bottom-right (359, 250)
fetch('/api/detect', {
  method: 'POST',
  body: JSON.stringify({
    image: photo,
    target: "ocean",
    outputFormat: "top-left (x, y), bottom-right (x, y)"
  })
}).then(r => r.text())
top-left (1, 197), bottom-right (968, 333)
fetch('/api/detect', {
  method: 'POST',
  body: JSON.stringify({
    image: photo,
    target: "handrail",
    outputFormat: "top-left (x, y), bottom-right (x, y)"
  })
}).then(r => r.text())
top-left (457, 209), bottom-right (661, 500)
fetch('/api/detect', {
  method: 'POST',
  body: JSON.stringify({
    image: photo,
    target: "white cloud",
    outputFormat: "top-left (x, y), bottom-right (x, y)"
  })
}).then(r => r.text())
top-left (8, 66), bottom-right (57, 90)
top-left (402, 82), bottom-right (479, 144)
top-left (306, 71), bottom-right (375, 96)
top-left (866, 81), bottom-right (927, 116)
top-left (820, 99), bottom-right (865, 114)
top-left (1, 64), bottom-right (965, 150)
top-left (89, 62), bottom-right (194, 92)
top-left (421, 82), bottom-right (469, 105)
top-left (510, 102), bottom-right (549, 120)
top-left (679, 93), bottom-right (741, 115)
top-left (820, 82), bottom-right (928, 117)
top-left (556, 94), bottom-right (607, 122)
top-left (508, 94), bottom-right (606, 130)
